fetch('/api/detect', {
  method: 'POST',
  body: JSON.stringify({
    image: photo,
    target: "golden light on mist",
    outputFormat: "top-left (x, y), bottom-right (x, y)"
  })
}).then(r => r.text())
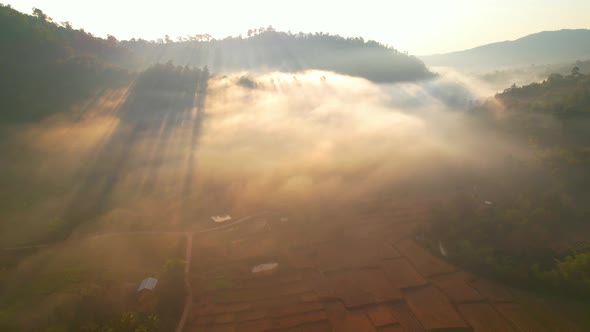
top-left (0, 70), bottom-right (531, 245)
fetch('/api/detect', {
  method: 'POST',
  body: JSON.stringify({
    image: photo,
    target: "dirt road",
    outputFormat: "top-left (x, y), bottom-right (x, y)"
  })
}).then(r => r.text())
top-left (176, 232), bottom-right (193, 332)
top-left (2, 213), bottom-right (265, 332)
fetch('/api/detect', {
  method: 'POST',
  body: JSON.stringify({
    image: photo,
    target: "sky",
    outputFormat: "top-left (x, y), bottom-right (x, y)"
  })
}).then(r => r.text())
top-left (4, 0), bottom-right (590, 55)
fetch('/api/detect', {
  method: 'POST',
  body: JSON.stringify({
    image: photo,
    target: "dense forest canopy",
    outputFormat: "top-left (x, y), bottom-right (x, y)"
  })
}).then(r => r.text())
top-left (122, 29), bottom-right (434, 82)
top-left (424, 68), bottom-right (590, 298)
top-left (0, 4), bottom-right (432, 124)
top-left (0, 4), bottom-right (133, 123)
top-left (0, 5), bottom-right (132, 65)
top-left (496, 67), bottom-right (590, 119)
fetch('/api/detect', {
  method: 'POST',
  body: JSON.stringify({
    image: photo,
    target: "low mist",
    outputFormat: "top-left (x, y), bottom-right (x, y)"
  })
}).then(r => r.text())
top-left (0, 70), bottom-right (530, 246)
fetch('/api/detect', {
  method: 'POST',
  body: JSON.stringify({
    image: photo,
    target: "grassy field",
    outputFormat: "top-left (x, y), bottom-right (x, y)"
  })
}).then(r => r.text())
top-left (0, 234), bottom-right (185, 331)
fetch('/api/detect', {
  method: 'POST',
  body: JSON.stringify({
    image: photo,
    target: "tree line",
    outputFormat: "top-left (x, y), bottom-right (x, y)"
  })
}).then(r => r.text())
top-left (424, 67), bottom-right (590, 299)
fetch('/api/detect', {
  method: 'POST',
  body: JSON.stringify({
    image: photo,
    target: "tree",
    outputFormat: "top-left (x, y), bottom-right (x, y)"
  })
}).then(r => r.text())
top-left (107, 35), bottom-right (118, 44)
top-left (32, 7), bottom-right (50, 21)
top-left (548, 73), bottom-right (564, 83)
top-left (61, 21), bottom-right (73, 29)
top-left (571, 66), bottom-right (581, 77)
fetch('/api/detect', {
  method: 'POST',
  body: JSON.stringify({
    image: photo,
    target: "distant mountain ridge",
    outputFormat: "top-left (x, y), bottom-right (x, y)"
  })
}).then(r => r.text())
top-left (420, 29), bottom-right (590, 71)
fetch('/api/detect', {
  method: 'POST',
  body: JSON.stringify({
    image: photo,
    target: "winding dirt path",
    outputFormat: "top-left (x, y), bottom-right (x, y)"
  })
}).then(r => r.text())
top-left (176, 232), bottom-right (193, 332)
top-left (2, 213), bottom-right (265, 332)
top-left (175, 213), bottom-right (264, 332)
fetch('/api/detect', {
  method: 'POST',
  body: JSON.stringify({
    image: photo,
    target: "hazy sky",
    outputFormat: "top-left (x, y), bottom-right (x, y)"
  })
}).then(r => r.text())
top-left (5, 0), bottom-right (590, 55)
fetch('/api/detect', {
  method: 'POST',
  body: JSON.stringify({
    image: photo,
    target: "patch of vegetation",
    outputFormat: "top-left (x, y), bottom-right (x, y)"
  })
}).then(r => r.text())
top-left (0, 5), bottom-right (133, 123)
top-left (123, 30), bottom-right (434, 83)
top-left (237, 76), bottom-right (258, 89)
top-left (0, 236), bottom-right (186, 331)
top-left (426, 68), bottom-right (590, 299)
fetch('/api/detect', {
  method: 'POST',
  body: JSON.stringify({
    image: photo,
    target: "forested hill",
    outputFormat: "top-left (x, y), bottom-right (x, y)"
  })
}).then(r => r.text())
top-left (425, 68), bottom-right (590, 299)
top-left (0, 4), bottom-right (133, 123)
top-left (420, 29), bottom-right (590, 71)
top-left (1, 5), bottom-right (433, 84)
top-left (0, 5), bottom-right (133, 67)
top-left (495, 68), bottom-right (590, 120)
top-left (122, 30), bottom-right (434, 83)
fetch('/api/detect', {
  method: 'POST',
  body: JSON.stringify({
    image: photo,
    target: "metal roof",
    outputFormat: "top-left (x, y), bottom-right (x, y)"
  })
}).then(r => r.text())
top-left (137, 277), bottom-right (158, 292)
top-left (211, 215), bottom-right (232, 223)
top-left (252, 262), bottom-right (278, 274)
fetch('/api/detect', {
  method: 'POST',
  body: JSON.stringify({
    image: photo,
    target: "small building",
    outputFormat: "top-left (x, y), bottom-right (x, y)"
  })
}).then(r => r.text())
top-left (211, 215), bottom-right (232, 223)
top-left (136, 277), bottom-right (158, 311)
top-left (252, 262), bottom-right (278, 274)
top-left (137, 277), bottom-right (158, 292)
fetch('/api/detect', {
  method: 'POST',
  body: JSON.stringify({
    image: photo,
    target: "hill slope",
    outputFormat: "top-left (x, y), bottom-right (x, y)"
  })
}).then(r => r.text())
top-left (123, 30), bottom-right (434, 83)
top-left (426, 70), bottom-right (590, 299)
top-left (420, 29), bottom-right (590, 71)
top-left (0, 4), bottom-right (434, 114)
top-left (0, 4), bottom-right (133, 123)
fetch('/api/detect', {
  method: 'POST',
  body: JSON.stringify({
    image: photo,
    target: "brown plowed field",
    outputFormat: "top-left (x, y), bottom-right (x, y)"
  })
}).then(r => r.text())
top-left (185, 209), bottom-right (587, 332)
